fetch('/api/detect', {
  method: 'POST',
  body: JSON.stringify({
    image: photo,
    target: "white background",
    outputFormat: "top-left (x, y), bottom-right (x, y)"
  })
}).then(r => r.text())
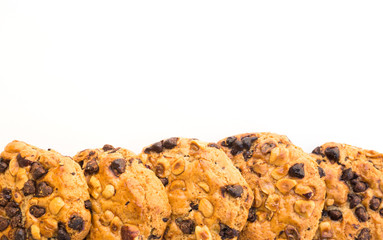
top-left (0, 1), bottom-right (382, 157)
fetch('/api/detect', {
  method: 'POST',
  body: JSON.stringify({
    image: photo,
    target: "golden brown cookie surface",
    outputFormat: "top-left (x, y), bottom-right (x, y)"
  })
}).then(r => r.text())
top-left (139, 138), bottom-right (253, 240)
top-left (218, 133), bottom-right (326, 240)
top-left (0, 140), bottom-right (91, 240)
top-left (73, 144), bottom-right (171, 240)
top-left (311, 143), bottom-right (383, 240)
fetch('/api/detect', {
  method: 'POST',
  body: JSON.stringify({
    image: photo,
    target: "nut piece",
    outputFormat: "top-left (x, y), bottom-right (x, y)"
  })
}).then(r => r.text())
top-left (101, 210), bottom-right (114, 226)
top-left (197, 182), bottom-right (210, 193)
top-left (294, 200), bottom-right (315, 218)
top-left (254, 188), bottom-right (263, 208)
top-left (110, 216), bottom-right (123, 232)
top-left (170, 180), bottom-right (186, 191)
top-left (294, 184), bottom-right (314, 199)
top-left (171, 159), bottom-right (185, 176)
top-left (256, 211), bottom-right (267, 223)
top-left (251, 163), bottom-right (268, 176)
top-left (89, 176), bottom-right (102, 199)
top-left (320, 222), bottom-right (333, 238)
top-left (13, 192), bottom-right (23, 204)
top-left (102, 185), bottom-right (115, 199)
top-left (16, 168), bottom-right (28, 189)
top-left (269, 147), bottom-right (289, 166)
top-left (31, 224), bottom-right (41, 239)
top-left (259, 179), bottom-right (275, 195)
top-left (265, 194), bottom-right (281, 212)
top-left (276, 179), bottom-right (297, 194)
top-left (195, 225), bottom-right (212, 240)
top-left (9, 159), bottom-right (19, 176)
top-left (49, 197), bottom-right (65, 215)
top-left (271, 165), bottom-right (289, 180)
top-left (326, 198), bottom-right (335, 206)
top-left (199, 198), bottom-right (214, 218)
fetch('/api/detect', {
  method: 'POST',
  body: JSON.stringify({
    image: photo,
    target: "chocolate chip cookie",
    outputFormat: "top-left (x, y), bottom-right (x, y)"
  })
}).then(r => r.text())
top-left (139, 138), bottom-right (253, 240)
top-left (311, 142), bottom-right (383, 240)
top-left (0, 140), bottom-right (91, 240)
top-left (73, 144), bottom-right (171, 240)
top-left (218, 133), bottom-right (326, 240)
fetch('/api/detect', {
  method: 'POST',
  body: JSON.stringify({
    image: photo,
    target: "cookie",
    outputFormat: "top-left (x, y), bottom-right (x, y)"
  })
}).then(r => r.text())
top-left (311, 142), bottom-right (383, 240)
top-left (73, 144), bottom-right (171, 240)
top-left (218, 133), bottom-right (326, 240)
top-left (0, 140), bottom-right (91, 240)
top-left (139, 138), bottom-right (253, 240)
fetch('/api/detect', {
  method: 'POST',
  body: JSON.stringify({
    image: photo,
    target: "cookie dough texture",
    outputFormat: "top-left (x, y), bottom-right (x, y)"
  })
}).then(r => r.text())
top-left (218, 133), bottom-right (326, 240)
top-left (311, 142), bottom-right (383, 240)
top-left (139, 138), bottom-right (253, 240)
top-left (0, 140), bottom-right (91, 240)
top-left (73, 144), bottom-right (171, 240)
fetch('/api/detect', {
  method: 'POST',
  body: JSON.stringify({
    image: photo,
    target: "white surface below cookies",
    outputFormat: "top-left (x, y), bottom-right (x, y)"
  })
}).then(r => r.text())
top-left (0, 0), bottom-right (382, 155)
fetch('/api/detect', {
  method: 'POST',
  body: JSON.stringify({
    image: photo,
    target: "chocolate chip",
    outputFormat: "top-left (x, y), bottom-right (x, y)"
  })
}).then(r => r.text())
top-left (0, 158), bottom-right (9, 173)
top-left (369, 197), bottom-right (381, 211)
top-left (35, 181), bottom-right (53, 197)
top-left (261, 142), bottom-right (276, 154)
top-left (0, 217), bottom-right (9, 232)
top-left (175, 218), bottom-right (195, 234)
top-left (223, 185), bottom-right (243, 198)
top-left (243, 150), bottom-right (253, 161)
top-left (380, 208), bottom-right (383, 217)
top-left (247, 207), bottom-right (257, 222)
top-left (22, 180), bottom-right (36, 196)
top-left (162, 218), bottom-right (169, 222)
top-left (303, 192), bottom-right (313, 199)
top-left (16, 154), bottom-right (32, 167)
top-left (5, 202), bottom-right (21, 218)
top-left (159, 178), bottom-right (168, 186)
top-left (84, 200), bottom-right (92, 211)
top-left (10, 215), bottom-right (22, 228)
top-left (84, 159), bottom-right (99, 176)
top-left (68, 215), bottom-right (84, 231)
top-left (163, 137), bottom-right (178, 149)
top-left (29, 205), bottom-right (46, 218)
top-left (284, 225), bottom-right (300, 240)
top-left (121, 225), bottom-right (140, 240)
top-left (221, 136), bottom-right (237, 148)
top-left (0, 188), bottom-right (12, 207)
top-left (312, 146), bottom-right (324, 156)
top-left (13, 228), bottom-right (26, 240)
top-left (318, 167), bottom-right (325, 178)
top-left (288, 163), bottom-right (305, 179)
top-left (241, 136), bottom-right (258, 150)
top-left (351, 180), bottom-right (369, 193)
top-left (102, 144), bottom-right (115, 151)
top-left (148, 234), bottom-right (161, 240)
top-left (355, 206), bottom-right (369, 222)
top-left (207, 143), bottom-right (221, 149)
top-left (340, 168), bottom-right (355, 181)
top-left (348, 194), bottom-right (362, 209)
top-left (190, 202), bottom-right (199, 210)
top-left (230, 140), bottom-right (244, 155)
top-left (356, 228), bottom-right (371, 240)
top-left (30, 162), bottom-right (47, 180)
top-left (324, 146), bottom-right (340, 163)
top-left (219, 223), bottom-right (239, 239)
top-left (328, 210), bottom-right (343, 221)
top-left (144, 142), bottom-right (163, 153)
top-left (110, 159), bottom-right (126, 176)
top-left (57, 222), bottom-right (71, 240)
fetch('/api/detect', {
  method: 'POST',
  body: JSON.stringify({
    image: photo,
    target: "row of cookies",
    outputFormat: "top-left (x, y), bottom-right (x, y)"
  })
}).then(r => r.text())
top-left (1, 133), bottom-right (382, 240)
